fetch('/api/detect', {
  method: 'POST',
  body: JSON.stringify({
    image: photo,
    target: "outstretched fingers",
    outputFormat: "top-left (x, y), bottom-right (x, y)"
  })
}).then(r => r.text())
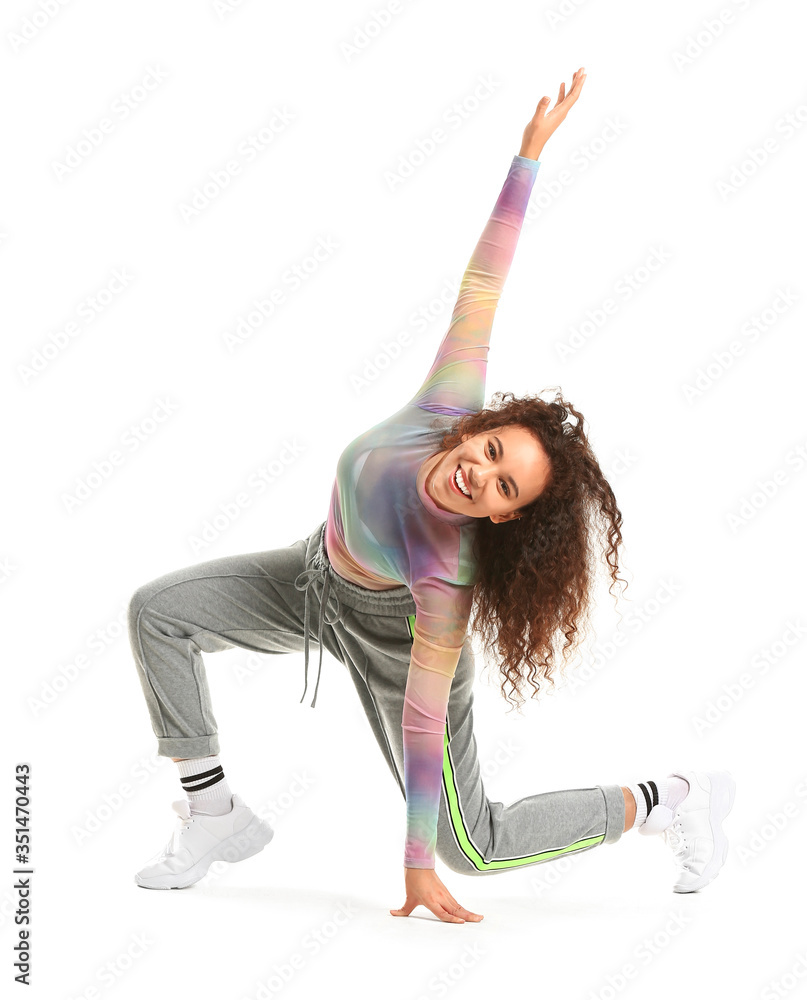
top-left (447, 902), bottom-right (484, 923)
top-left (564, 66), bottom-right (587, 106)
top-left (390, 895), bottom-right (483, 924)
top-left (533, 68), bottom-right (586, 125)
top-left (543, 68), bottom-right (586, 124)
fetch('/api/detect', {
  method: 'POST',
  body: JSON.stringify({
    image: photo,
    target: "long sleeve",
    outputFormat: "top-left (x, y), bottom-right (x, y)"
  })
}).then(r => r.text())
top-left (402, 652), bottom-right (457, 868)
top-left (409, 153), bottom-right (541, 415)
top-left (401, 578), bottom-right (474, 869)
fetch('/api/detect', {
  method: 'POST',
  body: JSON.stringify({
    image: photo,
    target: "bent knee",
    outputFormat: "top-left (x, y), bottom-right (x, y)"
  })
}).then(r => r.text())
top-left (127, 581), bottom-right (162, 635)
top-left (435, 844), bottom-right (487, 877)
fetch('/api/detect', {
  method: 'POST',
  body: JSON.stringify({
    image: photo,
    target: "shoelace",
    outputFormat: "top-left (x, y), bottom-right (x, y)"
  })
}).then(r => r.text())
top-left (660, 819), bottom-right (690, 871)
top-left (165, 803), bottom-right (194, 854)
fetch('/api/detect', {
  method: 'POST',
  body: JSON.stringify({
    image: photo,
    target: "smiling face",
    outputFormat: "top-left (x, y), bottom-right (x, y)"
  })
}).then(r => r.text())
top-left (423, 424), bottom-right (552, 522)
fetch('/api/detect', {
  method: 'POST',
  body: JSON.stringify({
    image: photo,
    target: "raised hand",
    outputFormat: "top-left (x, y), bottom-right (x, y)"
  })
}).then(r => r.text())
top-left (520, 67), bottom-right (587, 160)
top-left (390, 867), bottom-right (484, 924)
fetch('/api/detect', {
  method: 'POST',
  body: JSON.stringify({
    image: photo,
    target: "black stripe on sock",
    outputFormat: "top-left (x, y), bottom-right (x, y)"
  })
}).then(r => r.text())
top-left (183, 773), bottom-right (226, 791)
top-left (180, 765), bottom-right (224, 787)
top-left (638, 782), bottom-right (653, 816)
top-left (647, 780), bottom-right (659, 808)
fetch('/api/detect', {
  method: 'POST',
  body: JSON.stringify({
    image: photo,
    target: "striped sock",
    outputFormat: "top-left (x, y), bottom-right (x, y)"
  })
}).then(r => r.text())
top-left (626, 776), bottom-right (689, 830)
top-left (175, 754), bottom-right (233, 816)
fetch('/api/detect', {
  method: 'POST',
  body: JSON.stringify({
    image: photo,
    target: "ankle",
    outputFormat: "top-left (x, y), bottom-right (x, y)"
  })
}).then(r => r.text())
top-left (174, 754), bottom-right (233, 817)
top-left (621, 786), bottom-right (636, 833)
top-left (624, 775), bottom-right (691, 833)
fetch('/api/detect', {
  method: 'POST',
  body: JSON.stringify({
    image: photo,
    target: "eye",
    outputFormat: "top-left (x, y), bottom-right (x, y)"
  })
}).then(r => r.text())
top-left (487, 440), bottom-right (509, 496)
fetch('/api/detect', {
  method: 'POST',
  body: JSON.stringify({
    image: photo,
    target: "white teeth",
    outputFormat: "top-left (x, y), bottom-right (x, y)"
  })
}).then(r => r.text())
top-left (455, 467), bottom-right (470, 496)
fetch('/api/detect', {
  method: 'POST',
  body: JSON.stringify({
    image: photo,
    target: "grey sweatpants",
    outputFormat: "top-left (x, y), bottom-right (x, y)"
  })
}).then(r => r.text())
top-left (127, 520), bottom-right (624, 875)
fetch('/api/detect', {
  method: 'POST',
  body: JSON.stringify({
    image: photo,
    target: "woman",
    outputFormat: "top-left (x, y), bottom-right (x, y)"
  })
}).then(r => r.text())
top-left (127, 68), bottom-right (735, 924)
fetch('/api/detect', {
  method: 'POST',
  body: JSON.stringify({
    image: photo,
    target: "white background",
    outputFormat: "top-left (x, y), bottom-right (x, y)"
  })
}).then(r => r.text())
top-left (3, 0), bottom-right (806, 997)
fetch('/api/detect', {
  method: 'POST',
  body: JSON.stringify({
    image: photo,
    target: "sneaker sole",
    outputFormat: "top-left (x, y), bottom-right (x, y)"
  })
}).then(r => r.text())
top-left (135, 815), bottom-right (274, 890)
top-left (673, 770), bottom-right (736, 893)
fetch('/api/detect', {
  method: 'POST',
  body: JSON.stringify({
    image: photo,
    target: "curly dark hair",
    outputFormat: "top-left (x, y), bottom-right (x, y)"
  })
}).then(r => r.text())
top-left (436, 387), bottom-right (629, 713)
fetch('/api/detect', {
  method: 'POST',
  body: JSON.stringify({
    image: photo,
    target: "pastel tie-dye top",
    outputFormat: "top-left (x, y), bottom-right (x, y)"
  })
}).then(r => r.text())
top-left (324, 153), bottom-right (541, 868)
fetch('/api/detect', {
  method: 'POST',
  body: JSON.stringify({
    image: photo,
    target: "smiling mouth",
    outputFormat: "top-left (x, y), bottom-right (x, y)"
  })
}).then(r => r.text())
top-left (449, 463), bottom-right (471, 499)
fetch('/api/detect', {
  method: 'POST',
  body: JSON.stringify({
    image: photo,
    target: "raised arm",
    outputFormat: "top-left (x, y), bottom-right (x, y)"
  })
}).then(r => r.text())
top-left (407, 154), bottom-right (541, 416)
top-left (408, 67), bottom-right (587, 417)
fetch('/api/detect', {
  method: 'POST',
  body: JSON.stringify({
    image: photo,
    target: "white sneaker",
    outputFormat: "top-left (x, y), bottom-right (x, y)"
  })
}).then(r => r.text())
top-left (640, 769), bottom-right (736, 893)
top-left (135, 793), bottom-right (274, 890)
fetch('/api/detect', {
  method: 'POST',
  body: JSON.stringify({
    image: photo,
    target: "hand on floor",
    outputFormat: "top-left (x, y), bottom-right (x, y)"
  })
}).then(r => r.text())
top-left (390, 867), bottom-right (484, 923)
